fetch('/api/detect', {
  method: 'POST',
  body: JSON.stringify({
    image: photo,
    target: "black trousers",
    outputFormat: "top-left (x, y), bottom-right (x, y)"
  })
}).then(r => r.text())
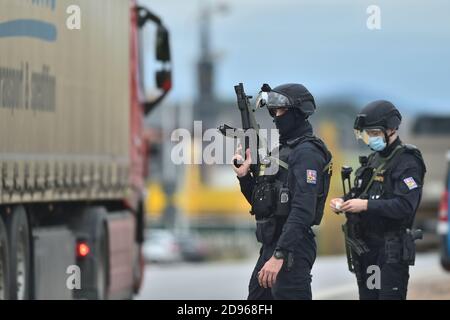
top-left (354, 244), bottom-right (410, 300)
top-left (247, 228), bottom-right (316, 300)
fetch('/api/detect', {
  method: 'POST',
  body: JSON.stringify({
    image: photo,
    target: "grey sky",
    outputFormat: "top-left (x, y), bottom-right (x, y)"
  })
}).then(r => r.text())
top-left (142, 0), bottom-right (450, 113)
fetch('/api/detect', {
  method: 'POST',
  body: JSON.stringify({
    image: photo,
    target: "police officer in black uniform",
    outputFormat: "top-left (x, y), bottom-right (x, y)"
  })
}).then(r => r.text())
top-left (232, 84), bottom-right (333, 300)
top-left (330, 100), bottom-right (426, 300)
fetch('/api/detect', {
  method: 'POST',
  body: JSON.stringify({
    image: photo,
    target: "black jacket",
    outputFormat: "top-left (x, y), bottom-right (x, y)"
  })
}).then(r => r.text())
top-left (360, 137), bottom-right (426, 234)
top-left (237, 124), bottom-right (328, 252)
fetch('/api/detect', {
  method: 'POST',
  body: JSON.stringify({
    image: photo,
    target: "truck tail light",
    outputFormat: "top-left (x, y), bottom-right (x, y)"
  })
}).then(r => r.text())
top-left (439, 190), bottom-right (448, 222)
top-left (77, 242), bottom-right (90, 258)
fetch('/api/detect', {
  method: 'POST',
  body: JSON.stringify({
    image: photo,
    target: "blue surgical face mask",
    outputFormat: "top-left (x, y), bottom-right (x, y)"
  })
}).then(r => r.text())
top-left (368, 136), bottom-right (386, 151)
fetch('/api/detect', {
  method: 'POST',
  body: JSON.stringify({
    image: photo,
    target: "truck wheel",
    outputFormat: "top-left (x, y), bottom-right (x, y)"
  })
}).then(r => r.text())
top-left (71, 206), bottom-right (109, 300)
top-left (95, 225), bottom-right (108, 300)
top-left (132, 243), bottom-right (144, 295)
top-left (6, 207), bottom-right (31, 300)
top-left (0, 216), bottom-right (10, 300)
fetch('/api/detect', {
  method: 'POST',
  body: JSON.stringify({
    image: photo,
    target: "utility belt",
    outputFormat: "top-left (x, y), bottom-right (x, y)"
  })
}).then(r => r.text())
top-left (346, 228), bottom-right (422, 266)
top-left (255, 215), bottom-right (314, 245)
top-left (254, 216), bottom-right (285, 245)
top-left (381, 229), bottom-right (422, 266)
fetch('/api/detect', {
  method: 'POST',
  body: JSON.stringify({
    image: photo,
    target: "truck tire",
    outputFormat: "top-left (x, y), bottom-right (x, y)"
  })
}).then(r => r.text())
top-left (95, 224), bottom-right (108, 300)
top-left (0, 216), bottom-right (10, 300)
top-left (132, 243), bottom-right (144, 295)
top-left (5, 206), bottom-right (31, 300)
top-left (133, 200), bottom-right (145, 294)
top-left (71, 206), bottom-right (109, 300)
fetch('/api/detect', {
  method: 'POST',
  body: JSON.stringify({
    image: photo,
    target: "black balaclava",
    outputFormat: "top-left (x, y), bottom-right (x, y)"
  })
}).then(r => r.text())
top-left (274, 109), bottom-right (312, 144)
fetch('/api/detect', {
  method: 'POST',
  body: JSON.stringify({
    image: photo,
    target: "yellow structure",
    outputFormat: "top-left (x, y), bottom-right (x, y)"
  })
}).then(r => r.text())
top-left (316, 122), bottom-right (347, 255)
top-left (145, 182), bottom-right (168, 219)
top-left (146, 123), bottom-right (351, 255)
top-left (172, 164), bottom-right (251, 218)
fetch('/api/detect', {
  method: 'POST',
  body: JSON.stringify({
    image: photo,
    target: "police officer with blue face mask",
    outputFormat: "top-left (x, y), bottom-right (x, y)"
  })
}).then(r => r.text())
top-left (330, 100), bottom-right (426, 300)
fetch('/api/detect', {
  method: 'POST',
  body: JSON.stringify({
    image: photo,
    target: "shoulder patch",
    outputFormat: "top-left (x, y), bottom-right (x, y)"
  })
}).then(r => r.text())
top-left (403, 177), bottom-right (418, 190)
top-left (306, 170), bottom-right (317, 184)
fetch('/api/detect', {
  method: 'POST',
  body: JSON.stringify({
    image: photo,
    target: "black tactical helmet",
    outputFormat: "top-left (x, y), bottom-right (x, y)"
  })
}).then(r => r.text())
top-left (256, 83), bottom-right (316, 118)
top-left (354, 100), bottom-right (402, 131)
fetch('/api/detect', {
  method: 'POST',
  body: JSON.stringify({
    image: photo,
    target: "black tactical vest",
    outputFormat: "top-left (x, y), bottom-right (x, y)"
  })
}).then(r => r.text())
top-left (250, 135), bottom-right (333, 226)
top-left (356, 144), bottom-right (426, 232)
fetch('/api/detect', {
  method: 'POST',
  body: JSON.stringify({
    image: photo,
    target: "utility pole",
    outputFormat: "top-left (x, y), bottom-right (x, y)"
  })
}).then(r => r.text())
top-left (195, 1), bottom-right (228, 124)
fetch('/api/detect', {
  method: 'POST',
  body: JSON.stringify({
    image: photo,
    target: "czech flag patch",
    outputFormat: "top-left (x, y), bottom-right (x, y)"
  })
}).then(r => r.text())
top-left (403, 177), bottom-right (418, 190)
top-left (306, 170), bottom-right (317, 184)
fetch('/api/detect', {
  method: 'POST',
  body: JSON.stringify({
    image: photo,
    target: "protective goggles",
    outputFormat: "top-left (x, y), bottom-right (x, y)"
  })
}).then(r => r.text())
top-left (255, 91), bottom-right (291, 110)
top-left (354, 128), bottom-right (384, 144)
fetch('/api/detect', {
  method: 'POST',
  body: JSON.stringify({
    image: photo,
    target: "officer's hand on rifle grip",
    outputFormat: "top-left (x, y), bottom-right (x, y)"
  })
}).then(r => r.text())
top-left (232, 144), bottom-right (252, 178)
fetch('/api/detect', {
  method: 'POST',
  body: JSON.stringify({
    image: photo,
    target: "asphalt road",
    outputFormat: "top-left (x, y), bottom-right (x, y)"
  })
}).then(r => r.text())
top-left (135, 252), bottom-right (449, 300)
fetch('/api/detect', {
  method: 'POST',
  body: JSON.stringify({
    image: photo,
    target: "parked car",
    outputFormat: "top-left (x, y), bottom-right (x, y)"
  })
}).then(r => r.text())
top-left (143, 229), bottom-right (181, 263)
top-left (176, 234), bottom-right (210, 262)
top-left (437, 150), bottom-right (450, 271)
